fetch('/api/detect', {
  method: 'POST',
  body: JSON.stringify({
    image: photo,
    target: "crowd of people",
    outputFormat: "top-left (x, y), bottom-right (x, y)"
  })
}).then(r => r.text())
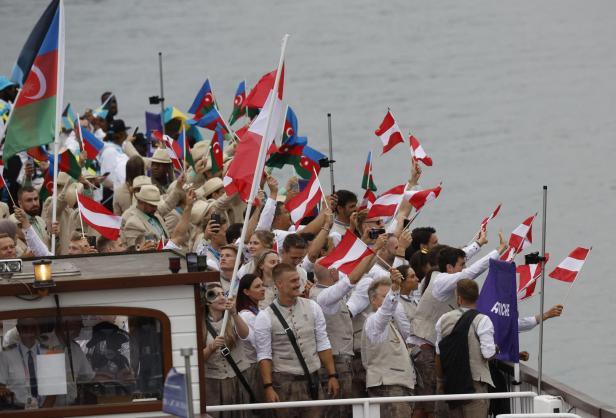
top-left (0, 76), bottom-right (566, 418)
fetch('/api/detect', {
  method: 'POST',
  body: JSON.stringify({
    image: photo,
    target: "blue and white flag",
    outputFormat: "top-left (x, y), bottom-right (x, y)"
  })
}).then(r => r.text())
top-left (162, 368), bottom-right (188, 418)
top-left (477, 259), bottom-right (520, 362)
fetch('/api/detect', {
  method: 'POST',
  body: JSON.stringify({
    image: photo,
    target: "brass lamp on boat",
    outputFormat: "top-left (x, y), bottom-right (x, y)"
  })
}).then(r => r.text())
top-left (32, 259), bottom-right (54, 290)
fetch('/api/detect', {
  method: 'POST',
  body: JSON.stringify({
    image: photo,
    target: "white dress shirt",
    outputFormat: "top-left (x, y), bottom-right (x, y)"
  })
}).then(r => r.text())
top-left (364, 289), bottom-right (400, 344)
top-left (23, 225), bottom-right (52, 257)
top-left (254, 298), bottom-right (331, 362)
top-left (0, 342), bottom-right (41, 406)
top-left (315, 274), bottom-right (354, 315)
top-left (435, 307), bottom-right (496, 359)
top-left (431, 250), bottom-right (499, 302)
top-left (518, 316), bottom-right (538, 332)
top-left (238, 310), bottom-right (258, 364)
top-left (98, 142), bottom-right (128, 189)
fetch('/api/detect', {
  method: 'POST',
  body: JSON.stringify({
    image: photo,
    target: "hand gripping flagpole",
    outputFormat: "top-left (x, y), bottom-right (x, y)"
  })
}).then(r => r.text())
top-left (50, 0), bottom-right (65, 256)
top-left (221, 34), bottom-right (290, 333)
top-left (537, 185), bottom-right (548, 394)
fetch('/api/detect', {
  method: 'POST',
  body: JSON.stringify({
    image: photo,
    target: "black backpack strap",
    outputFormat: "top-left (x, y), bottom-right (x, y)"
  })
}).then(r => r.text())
top-left (205, 319), bottom-right (256, 403)
top-left (269, 303), bottom-right (319, 399)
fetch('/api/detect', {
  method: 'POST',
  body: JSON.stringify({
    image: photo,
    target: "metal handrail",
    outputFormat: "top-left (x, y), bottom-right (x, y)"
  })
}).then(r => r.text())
top-left (206, 391), bottom-right (537, 413)
top-left (498, 414), bottom-right (582, 418)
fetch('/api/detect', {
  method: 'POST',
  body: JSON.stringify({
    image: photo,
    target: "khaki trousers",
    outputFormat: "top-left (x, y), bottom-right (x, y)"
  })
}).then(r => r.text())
top-left (448, 381), bottom-right (489, 418)
top-left (272, 371), bottom-right (324, 418)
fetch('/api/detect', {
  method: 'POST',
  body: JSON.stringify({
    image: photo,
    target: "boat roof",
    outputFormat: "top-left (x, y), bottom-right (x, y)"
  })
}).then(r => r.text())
top-left (0, 250), bottom-right (219, 297)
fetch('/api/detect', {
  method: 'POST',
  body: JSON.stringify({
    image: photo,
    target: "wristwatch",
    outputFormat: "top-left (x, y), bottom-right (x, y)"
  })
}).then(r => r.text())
top-left (263, 382), bottom-right (273, 389)
top-left (328, 373), bottom-right (339, 379)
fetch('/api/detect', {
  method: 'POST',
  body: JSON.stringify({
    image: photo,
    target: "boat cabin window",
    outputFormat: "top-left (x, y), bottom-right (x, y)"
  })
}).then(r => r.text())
top-left (0, 308), bottom-right (170, 416)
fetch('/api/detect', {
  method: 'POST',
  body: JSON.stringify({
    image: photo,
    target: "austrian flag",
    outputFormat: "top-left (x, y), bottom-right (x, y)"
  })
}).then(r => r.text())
top-left (76, 193), bottom-right (122, 240)
top-left (406, 184), bottom-right (442, 211)
top-left (409, 135), bottom-right (433, 166)
top-left (285, 173), bottom-right (323, 228)
top-left (501, 214), bottom-right (536, 262)
top-left (367, 184), bottom-right (406, 219)
top-left (374, 111), bottom-right (404, 154)
top-left (549, 247), bottom-right (591, 283)
top-left (317, 230), bottom-right (373, 275)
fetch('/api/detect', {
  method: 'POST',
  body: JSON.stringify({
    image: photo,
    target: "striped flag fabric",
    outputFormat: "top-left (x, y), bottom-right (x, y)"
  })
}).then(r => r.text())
top-left (245, 66), bottom-right (285, 111)
top-left (367, 184), bottom-right (406, 219)
top-left (0, 160), bottom-right (6, 189)
top-left (358, 188), bottom-right (377, 212)
top-left (501, 214), bottom-right (536, 262)
top-left (285, 173), bottom-right (323, 228)
top-left (229, 80), bottom-right (246, 125)
top-left (407, 184), bottom-right (442, 211)
top-left (516, 253), bottom-right (549, 300)
top-left (480, 203), bottom-right (502, 232)
top-left (210, 124), bottom-right (225, 173)
top-left (81, 126), bottom-right (104, 160)
top-left (4, 0), bottom-right (63, 160)
top-left (549, 247), bottom-right (591, 283)
top-left (187, 106), bottom-right (226, 131)
top-left (317, 229), bottom-right (374, 275)
top-left (409, 134), bottom-right (433, 166)
top-left (361, 151), bottom-right (377, 192)
top-left (189, 78), bottom-right (215, 120)
top-left (76, 193), bottom-right (122, 240)
top-left (374, 110), bottom-right (404, 154)
top-left (62, 103), bottom-right (77, 130)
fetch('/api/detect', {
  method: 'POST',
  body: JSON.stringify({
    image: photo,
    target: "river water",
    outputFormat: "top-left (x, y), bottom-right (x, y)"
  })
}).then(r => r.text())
top-left (1, 0), bottom-right (615, 404)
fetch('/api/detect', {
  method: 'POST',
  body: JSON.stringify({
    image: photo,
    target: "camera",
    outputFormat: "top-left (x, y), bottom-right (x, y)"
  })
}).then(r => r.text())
top-left (368, 228), bottom-right (386, 239)
top-left (205, 288), bottom-right (220, 303)
top-left (148, 95), bottom-right (163, 105)
top-left (525, 252), bottom-right (545, 265)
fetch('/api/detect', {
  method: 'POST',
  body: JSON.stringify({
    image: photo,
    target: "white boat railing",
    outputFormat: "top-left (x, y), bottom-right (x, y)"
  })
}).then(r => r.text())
top-left (206, 391), bottom-right (537, 418)
top-left (498, 414), bottom-right (583, 418)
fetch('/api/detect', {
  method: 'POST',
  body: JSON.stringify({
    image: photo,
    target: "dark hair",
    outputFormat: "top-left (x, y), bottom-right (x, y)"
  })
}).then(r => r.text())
top-left (282, 233), bottom-right (307, 252)
top-left (427, 244), bottom-right (450, 269)
top-left (274, 201), bottom-right (286, 218)
top-left (438, 247), bottom-right (467, 272)
top-left (125, 156), bottom-right (145, 185)
top-left (272, 263), bottom-right (297, 282)
top-left (236, 274), bottom-right (260, 313)
top-left (396, 264), bottom-right (410, 280)
top-left (408, 227), bottom-right (436, 256)
top-left (297, 232), bottom-right (315, 243)
top-left (17, 185), bottom-right (37, 200)
top-left (335, 189), bottom-right (357, 212)
top-left (101, 91), bottom-right (112, 103)
top-left (410, 250), bottom-right (430, 281)
top-left (96, 236), bottom-right (113, 253)
top-left (456, 279), bottom-right (479, 303)
top-left (226, 223), bottom-right (243, 244)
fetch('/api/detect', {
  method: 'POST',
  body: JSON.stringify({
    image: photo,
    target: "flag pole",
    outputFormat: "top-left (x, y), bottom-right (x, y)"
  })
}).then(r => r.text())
top-left (182, 124), bottom-right (187, 171)
top-left (537, 186), bottom-right (548, 394)
top-left (327, 113), bottom-right (335, 194)
top-left (0, 173), bottom-right (16, 207)
top-left (75, 189), bottom-right (86, 238)
top-left (221, 34), bottom-right (290, 333)
top-left (562, 246), bottom-right (592, 305)
top-left (50, 0), bottom-right (65, 256)
top-left (158, 52), bottom-right (166, 136)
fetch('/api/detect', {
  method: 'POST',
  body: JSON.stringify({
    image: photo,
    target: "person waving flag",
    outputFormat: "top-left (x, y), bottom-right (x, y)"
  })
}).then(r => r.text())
top-left (3, 0), bottom-right (64, 160)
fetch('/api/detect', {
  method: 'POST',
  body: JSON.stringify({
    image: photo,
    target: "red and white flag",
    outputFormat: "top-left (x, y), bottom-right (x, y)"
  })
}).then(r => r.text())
top-left (285, 173), bottom-right (323, 228)
top-left (409, 135), bottom-right (433, 166)
top-left (224, 90), bottom-right (284, 201)
top-left (516, 253), bottom-right (549, 300)
top-left (374, 111), bottom-right (404, 154)
top-left (152, 130), bottom-right (183, 171)
top-left (358, 189), bottom-right (377, 212)
top-left (480, 203), bottom-right (502, 232)
top-left (366, 184), bottom-right (406, 219)
top-left (501, 214), bottom-right (536, 262)
top-left (549, 247), bottom-right (591, 283)
top-left (406, 184), bottom-right (442, 211)
top-left (317, 230), bottom-right (373, 275)
top-left (0, 160), bottom-right (5, 189)
top-left (76, 193), bottom-right (122, 240)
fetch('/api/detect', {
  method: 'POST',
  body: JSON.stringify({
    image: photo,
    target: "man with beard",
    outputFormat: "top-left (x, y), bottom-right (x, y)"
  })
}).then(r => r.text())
top-left (121, 185), bottom-right (169, 249)
top-left (11, 186), bottom-right (49, 248)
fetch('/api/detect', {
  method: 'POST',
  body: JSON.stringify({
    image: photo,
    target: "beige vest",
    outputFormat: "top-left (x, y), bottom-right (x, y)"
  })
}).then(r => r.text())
top-left (352, 307), bottom-right (372, 353)
top-left (310, 285), bottom-right (354, 357)
top-left (438, 309), bottom-right (494, 387)
top-left (259, 285), bottom-right (278, 310)
top-left (413, 274), bottom-right (457, 345)
top-left (204, 316), bottom-right (250, 379)
top-left (399, 295), bottom-right (418, 337)
top-left (113, 182), bottom-right (132, 215)
top-left (361, 316), bottom-right (415, 389)
top-left (266, 298), bottom-right (321, 374)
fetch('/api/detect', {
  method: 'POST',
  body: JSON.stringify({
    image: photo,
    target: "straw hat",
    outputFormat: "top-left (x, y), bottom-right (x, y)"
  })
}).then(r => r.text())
top-left (190, 199), bottom-right (213, 225)
top-left (132, 175), bottom-right (152, 188)
top-left (149, 148), bottom-right (172, 164)
top-left (57, 172), bottom-right (71, 187)
top-left (201, 177), bottom-right (224, 199)
top-left (81, 168), bottom-right (97, 180)
top-left (134, 185), bottom-right (162, 205)
top-left (66, 183), bottom-right (84, 207)
top-left (191, 140), bottom-right (210, 163)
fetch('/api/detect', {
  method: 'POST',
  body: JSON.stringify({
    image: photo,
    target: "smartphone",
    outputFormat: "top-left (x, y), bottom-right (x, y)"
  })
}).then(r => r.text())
top-left (368, 228), bottom-right (386, 239)
top-left (210, 213), bottom-right (222, 225)
top-left (86, 235), bottom-right (97, 248)
top-left (186, 252), bottom-right (198, 272)
top-left (132, 126), bottom-right (139, 137)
